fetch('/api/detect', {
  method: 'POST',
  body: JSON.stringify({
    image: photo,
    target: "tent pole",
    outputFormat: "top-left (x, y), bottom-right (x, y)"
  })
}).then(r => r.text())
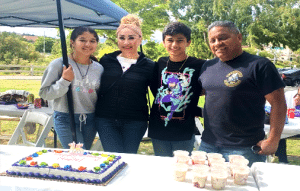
top-left (56, 0), bottom-right (77, 143)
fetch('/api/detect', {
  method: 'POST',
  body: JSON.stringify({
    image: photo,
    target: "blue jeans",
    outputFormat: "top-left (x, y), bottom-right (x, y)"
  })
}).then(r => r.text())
top-left (198, 141), bottom-right (266, 166)
top-left (95, 117), bottom-right (147, 154)
top-left (152, 135), bottom-right (195, 157)
top-left (53, 111), bottom-right (96, 150)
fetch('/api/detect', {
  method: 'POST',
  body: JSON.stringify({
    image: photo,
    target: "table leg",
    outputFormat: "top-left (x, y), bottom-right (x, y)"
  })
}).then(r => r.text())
top-left (51, 127), bottom-right (57, 148)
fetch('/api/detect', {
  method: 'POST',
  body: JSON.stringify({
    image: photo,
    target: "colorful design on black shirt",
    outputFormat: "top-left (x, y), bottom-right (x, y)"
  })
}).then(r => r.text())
top-left (224, 70), bottom-right (243, 87)
top-left (155, 67), bottom-right (195, 126)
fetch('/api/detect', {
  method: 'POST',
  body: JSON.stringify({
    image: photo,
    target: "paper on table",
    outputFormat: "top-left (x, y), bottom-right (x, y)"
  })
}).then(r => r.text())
top-left (251, 162), bottom-right (300, 191)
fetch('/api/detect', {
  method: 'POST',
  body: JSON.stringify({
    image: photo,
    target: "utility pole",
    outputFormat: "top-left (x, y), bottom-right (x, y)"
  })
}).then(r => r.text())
top-left (43, 31), bottom-right (45, 54)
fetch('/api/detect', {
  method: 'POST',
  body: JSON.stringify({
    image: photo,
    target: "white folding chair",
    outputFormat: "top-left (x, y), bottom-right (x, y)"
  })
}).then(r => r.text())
top-left (194, 117), bottom-right (204, 150)
top-left (8, 110), bottom-right (54, 147)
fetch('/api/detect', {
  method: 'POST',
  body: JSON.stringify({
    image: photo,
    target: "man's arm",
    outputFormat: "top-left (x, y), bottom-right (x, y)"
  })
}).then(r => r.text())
top-left (257, 87), bottom-right (286, 155)
top-left (201, 88), bottom-right (205, 96)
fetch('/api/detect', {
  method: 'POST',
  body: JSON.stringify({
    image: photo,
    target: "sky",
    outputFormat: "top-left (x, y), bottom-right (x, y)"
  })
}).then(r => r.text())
top-left (0, 26), bottom-right (163, 42)
top-left (0, 26), bottom-right (62, 39)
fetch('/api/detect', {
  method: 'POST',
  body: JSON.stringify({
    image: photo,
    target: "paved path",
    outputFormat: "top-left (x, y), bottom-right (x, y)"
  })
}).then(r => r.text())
top-left (0, 76), bottom-right (42, 80)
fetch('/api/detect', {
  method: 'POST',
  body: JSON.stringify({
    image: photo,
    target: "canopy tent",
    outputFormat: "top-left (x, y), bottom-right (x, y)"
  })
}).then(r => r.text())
top-left (0, 0), bottom-right (127, 29)
top-left (0, 0), bottom-right (128, 143)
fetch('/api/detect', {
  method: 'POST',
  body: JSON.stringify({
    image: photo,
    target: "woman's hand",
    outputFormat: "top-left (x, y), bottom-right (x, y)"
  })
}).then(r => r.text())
top-left (62, 65), bottom-right (74, 82)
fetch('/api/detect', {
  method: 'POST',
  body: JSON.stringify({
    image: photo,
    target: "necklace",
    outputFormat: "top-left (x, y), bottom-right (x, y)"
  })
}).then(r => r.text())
top-left (166, 56), bottom-right (189, 73)
top-left (72, 55), bottom-right (91, 79)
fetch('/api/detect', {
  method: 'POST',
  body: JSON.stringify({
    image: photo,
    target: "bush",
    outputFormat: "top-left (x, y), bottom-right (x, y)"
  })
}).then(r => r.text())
top-left (243, 47), bottom-right (258, 55)
top-left (259, 51), bottom-right (274, 59)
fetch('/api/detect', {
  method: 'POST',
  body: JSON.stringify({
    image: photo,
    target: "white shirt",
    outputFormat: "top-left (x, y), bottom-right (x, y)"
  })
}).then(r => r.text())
top-left (117, 56), bottom-right (137, 72)
top-left (266, 90), bottom-right (298, 109)
top-left (285, 90), bottom-right (298, 109)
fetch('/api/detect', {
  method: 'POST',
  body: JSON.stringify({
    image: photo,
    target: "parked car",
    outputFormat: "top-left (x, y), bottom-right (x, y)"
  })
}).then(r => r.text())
top-left (281, 69), bottom-right (300, 87)
top-left (277, 68), bottom-right (291, 75)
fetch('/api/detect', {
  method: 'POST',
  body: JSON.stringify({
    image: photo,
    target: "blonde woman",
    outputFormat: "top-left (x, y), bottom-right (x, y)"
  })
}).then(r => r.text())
top-left (95, 14), bottom-right (155, 153)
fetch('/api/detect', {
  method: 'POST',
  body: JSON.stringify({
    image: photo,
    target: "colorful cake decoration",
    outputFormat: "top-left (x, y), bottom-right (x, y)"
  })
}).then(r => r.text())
top-left (75, 143), bottom-right (84, 153)
top-left (40, 162), bottom-right (48, 167)
top-left (19, 160), bottom-right (26, 165)
top-left (94, 167), bottom-right (101, 172)
top-left (78, 166), bottom-right (87, 171)
top-left (68, 142), bottom-right (76, 152)
top-left (30, 161), bottom-right (37, 166)
top-left (32, 153), bottom-right (39, 157)
top-left (52, 163), bottom-right (60, 168)
top-left (68, 142), bottom-right (84, 154)
top-left (104, 160), bottom-right (109, 165)
top-left (7, 148), bottom-right (126, 185)
top-left (110, 155), bottom-right (116, 159)
top-left (64, 165), bottom-right (72, 170)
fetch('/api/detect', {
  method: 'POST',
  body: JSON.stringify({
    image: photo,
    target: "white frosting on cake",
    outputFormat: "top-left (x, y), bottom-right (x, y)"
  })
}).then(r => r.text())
top-left (7, 149), bottom-right (124, 183)
top-left (35, 152), bottom-right (107, 170)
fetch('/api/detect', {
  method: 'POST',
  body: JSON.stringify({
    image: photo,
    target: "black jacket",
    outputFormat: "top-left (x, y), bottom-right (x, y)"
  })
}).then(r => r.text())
top-left (95, 51), bottom-right (155, 121)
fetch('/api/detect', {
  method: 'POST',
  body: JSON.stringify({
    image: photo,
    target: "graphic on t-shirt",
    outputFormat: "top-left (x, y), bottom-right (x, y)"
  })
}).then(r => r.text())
top-left (155, 67), bottom-right (195, 126)
top-left (224, 70), bottom-right (243, 87)
top-left (73, 79), bottom-right (98, 94)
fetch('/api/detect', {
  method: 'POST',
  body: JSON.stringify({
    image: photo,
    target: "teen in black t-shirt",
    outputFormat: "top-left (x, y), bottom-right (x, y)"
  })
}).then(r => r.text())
top-left (149, 22), bottom-right (205, 157)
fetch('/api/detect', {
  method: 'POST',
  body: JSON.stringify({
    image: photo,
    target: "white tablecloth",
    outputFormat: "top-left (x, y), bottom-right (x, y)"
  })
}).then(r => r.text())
top-left (0, 104), bottom-right (53, 117)
top-left (264, 117), bottom-right (300, 139)
top-left (0, 145), bottom-right (258, 191)
top-left (251, 162), bottom-right (300, 190)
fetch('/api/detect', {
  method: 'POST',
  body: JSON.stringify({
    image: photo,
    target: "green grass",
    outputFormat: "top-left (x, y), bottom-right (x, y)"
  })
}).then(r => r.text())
top-left (272, 138), bottom-right (300, 165)
top-left (287, 138), bottom-right (300, 156)
top-left (1, 80), bottom-right (300, 165)
top-left (0, 80), bottom-right (41, 98)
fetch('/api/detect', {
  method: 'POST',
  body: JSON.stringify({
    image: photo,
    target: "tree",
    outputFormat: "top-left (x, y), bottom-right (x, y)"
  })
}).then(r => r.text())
top-left (50, 38), bottom-right (69, 57)
top-left (169, 0), bottom-right (300, 52)
top-left (97, 0), bottom-right (170, 45)
top-left (143, 41), bottom-right (168, 61)
top-left (34, 37), bottom-right (56, 53)
top-left (51, 32), bottom-right (102, 61)
top-left (186, 20), bottom-right (214, 59)
top-left (247, 0), bottom-right (300, 51)
top-left (97, 42), bottom-right (118, 59)
top-left (0, 32), bottom-right (41, 65)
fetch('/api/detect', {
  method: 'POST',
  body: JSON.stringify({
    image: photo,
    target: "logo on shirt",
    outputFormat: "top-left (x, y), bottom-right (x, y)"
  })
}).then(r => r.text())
top-left (155, 67), bottom-right (195, 126)
top-left (73, 79), bottom-right (98, 94)
top-left (224, 70), bottom-right (243, 87)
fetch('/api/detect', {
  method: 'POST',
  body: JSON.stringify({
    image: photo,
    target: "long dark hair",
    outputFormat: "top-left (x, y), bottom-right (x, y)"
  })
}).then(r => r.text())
top-left (70, 26), bottom-right (99, 62)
